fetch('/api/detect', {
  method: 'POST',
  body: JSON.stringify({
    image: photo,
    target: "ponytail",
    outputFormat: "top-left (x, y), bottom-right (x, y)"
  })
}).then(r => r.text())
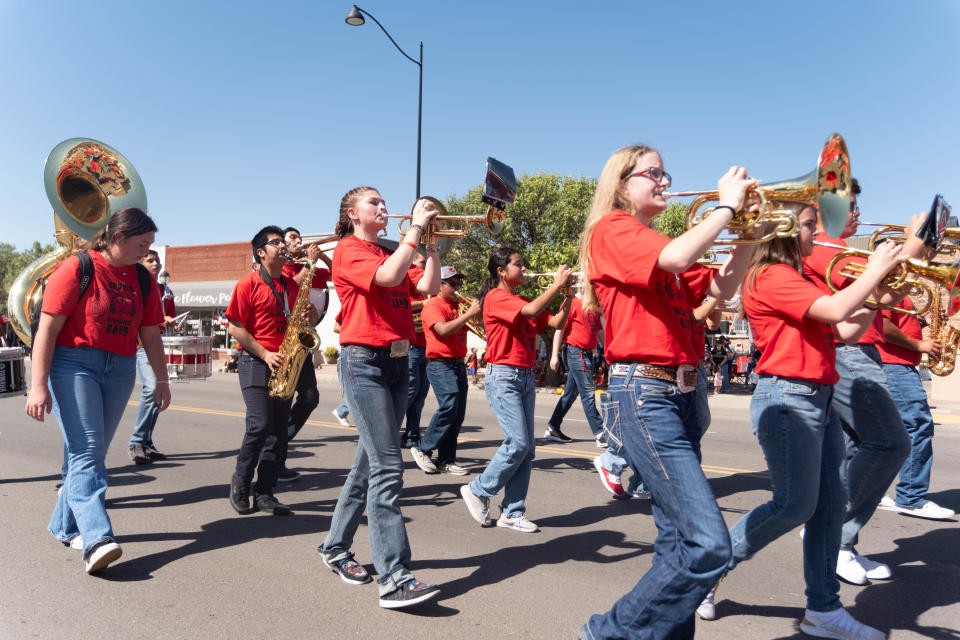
top-left (478, 247), bottom-right (519, 333)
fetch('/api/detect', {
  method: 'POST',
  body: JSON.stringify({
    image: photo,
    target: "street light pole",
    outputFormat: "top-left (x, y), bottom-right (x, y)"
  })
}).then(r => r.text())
top-left (345, 5), bottom-right (423, 199)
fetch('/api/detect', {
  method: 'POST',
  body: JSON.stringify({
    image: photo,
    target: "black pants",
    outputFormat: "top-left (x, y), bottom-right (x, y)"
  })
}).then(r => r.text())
top-left (280, 358), bottom-right (320, 467)
top-left (233, 352), bottom-right (292, 496)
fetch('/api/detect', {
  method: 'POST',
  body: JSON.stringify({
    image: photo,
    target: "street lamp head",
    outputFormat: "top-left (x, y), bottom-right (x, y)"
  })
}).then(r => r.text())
top-left (345, 5), bottom-right (365, 26)
top-left (157, 270), bottom-right (170, 286)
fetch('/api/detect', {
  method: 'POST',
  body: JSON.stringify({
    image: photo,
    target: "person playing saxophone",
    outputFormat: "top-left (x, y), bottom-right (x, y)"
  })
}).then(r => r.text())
top-left (226, 226), bottom-right (317, 516)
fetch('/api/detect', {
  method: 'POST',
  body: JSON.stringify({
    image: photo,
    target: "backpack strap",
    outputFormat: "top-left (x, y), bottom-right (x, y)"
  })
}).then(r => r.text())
top-left (76, 251), bottom-right (94, 300)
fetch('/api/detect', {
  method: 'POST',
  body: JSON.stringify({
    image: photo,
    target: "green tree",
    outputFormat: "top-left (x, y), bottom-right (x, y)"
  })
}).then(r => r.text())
top-left (651, 201), bottom-right (689, 239)
top-left (0, 241), bottom-right (56, 315)
top-left (442, 172), bottom-right (597, 302)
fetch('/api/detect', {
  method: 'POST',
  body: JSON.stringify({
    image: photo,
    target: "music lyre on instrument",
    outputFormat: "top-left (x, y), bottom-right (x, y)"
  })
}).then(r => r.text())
top-left (861, 194), bottom-right (953, 254)
top-left (385, 157), bottom-right (517, 245)
top-left (665, 133), bottom-right (853, 245)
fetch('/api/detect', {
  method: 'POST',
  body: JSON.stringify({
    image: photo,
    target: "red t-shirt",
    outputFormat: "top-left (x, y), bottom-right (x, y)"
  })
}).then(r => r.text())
top-left (225, 269), bottom-right (300, 352)
top-left (482, 287), bottom-right (551, 368)
top-left (743, 264), bottom-right (837, 384)
top-left (42, 251), bottom-right (164, 356)
top-left (562, 296), bottom-right (601, 350)
top-left (332, 237), bottom-right (415, 347)
top-left (421, 296), bottom-right (467, 359)
top-left (588, 210), bottom-right (714, 365)
top-left (876, 299), bottom-right (922, 366)
top-left (803, 232), bottom-right (884, 345)
top-left (281, 262), bottom-right (331, 290)
top-left (408, 264), bottom-right (427, 348)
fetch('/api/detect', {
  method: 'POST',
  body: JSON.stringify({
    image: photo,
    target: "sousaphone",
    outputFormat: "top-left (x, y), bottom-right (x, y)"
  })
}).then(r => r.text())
top-left (7, 138), bottom-right (147, 346)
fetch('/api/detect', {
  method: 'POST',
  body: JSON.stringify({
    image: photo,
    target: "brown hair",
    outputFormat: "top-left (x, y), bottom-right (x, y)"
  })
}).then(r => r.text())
top-left (744, 204), bottom-right (813, 294)
top-left (336, 186), bottom-right (377, 238)
top-left (579, 145), bottom-right (658, 311)
top-left (90, 207), bottom-right (158, 251)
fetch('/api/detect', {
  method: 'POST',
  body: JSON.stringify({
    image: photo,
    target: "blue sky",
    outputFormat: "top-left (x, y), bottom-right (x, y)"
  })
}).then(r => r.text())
top-left (2, 1), bottom-right (958, 251)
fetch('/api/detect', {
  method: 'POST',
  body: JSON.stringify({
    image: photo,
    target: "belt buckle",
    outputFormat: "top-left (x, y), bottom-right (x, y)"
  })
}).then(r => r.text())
top-left (677, 364), bottom-right (697, 393)
top-left (389, 339), bottom-right (410, 358)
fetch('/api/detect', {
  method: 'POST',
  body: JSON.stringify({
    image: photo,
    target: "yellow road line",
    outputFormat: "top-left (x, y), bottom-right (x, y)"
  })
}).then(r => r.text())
top-left (142, 402), bottom-right (764, 477)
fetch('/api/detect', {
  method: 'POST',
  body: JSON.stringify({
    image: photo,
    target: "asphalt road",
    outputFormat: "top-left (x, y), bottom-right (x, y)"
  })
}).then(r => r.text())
top-left (0, 369), bottom-right (957, 640)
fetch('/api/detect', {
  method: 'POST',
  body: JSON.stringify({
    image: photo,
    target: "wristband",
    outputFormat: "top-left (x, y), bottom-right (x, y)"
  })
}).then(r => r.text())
top-left (712, 205), bottom-right (737, 216)
top-left (157, 380), bottom-right (170, 385)
top-left (402, 241), bottom-right (418, 250)
top-left (424, 244), bottom-right (440, 253)
top-left (409, 223), bottom-right (426, 236)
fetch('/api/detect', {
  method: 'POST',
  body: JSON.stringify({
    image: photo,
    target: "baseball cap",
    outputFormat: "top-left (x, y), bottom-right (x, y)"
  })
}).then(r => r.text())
top-left (440, 266), bottom-right (461, 280)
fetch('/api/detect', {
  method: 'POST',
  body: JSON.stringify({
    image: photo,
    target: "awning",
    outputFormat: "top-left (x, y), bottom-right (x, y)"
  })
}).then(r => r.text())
top-left (168, 281), bottom-right (236, 308)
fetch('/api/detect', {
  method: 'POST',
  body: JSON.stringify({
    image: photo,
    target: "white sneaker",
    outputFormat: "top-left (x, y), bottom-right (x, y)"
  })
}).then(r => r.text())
top-left (69, 536), bottom-right (83, 551)
top-left (630, 489), bottom-right (651, 500)
top-left (836, 549), bottom-right (868, 585)
top-left (84, 541), bottom-right (122, 574)
top-left (496, 513), bottom-right (539, 533)
top-left (897, 500), bottom-right (956, 521)
top-left (460, 484), bottom-right (491, 526)
top-left (439, 463), bottom-right (468, 476)
top-left (331, 408), bottom-right (351, 427)
top-left (853, 550), bottom-right (892, 580)
top-left (410, 447), bottom-right (438, 473)
top-left (877, 495), bottom-right (898, 511)
top-left (595, 433), bottom-right (608, 449)
top-left (800, 607), bottom-right (885, 640)
top-left (696, 583), bottom-right (718, 620)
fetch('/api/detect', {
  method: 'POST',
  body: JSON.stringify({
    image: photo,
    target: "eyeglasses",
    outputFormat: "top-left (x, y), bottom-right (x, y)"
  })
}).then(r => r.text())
top-left (626, 167), bottom-right (671, 185)
top-left (264, 238), bottom-right (287, 248)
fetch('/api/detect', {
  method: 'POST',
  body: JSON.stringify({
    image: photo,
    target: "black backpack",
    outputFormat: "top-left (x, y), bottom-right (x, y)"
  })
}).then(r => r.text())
top-left (28, 251), bottom-right (152, 351)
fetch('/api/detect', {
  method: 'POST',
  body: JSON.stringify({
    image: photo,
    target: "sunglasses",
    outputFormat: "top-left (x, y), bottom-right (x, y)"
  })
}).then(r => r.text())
top-left (626, 167), bottom-right (671, 184)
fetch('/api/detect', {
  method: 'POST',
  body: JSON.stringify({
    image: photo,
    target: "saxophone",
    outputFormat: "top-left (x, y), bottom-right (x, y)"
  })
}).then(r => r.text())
top-left (926, 284), bottom-right (960, 376)
top-left (268, 255), bottom-right (320, 399)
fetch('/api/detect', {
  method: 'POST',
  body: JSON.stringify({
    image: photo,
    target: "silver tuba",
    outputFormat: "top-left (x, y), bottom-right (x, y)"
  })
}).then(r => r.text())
top-left (7, 138), bottom-right (146, 346)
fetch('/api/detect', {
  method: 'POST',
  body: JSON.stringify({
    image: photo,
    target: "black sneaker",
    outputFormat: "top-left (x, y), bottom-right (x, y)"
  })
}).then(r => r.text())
top-left (144, 444), bottom-right (166, 460)
top-left (229, 479), bottom-right (252, 514)
top-left (321, 552), bottom-right (372, 585)
top-left (255, 494), bottom-right (292, 516)
top-left (543, 426), bottom-right (574, 443)
top-left (128, 444), bottom-right (150, 465)
top-left (378, 579), bottom-right (441, 609)
top-left (277, 467), bottom-right (301, 482)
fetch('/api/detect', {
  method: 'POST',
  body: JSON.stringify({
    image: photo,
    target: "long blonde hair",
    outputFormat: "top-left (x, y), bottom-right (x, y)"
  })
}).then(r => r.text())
top-left (579, 145), bottom-right (657, 311)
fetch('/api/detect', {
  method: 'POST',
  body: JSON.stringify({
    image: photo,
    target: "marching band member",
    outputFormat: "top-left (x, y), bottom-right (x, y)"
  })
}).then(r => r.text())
top-left (576, 145), bottom-right (757, 639)
top-left (318, 186), bottom-right (442, 609)
top-left (413, 266), bottom-right (480, 475)
top-left (26, 207), bottom-right (167, 574)
top-left (128, 249), bottom-right (178, 464)
top-left (274, 226), bottom-right (332, 482)
top-left (459, 248), bottom-right (572, 533)
top-left (877, 299), bottom-right (955, 520)
top-left (802, 180), bottom-right (924, 584)
top-left (544, 291), bottom-right (604, 445)
top-left (403, 253), bottom-right (432, 465)
top-left (696, 204), bottom-right (902, 640)
top-left (226, 226), bottom-right (316, 516)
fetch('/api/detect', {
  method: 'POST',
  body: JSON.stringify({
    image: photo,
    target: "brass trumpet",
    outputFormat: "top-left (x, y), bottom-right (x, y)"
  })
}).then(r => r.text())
top-left (862, 223), bottom-right (960, 257)
top-left (297, 232), bottom-right (340, 250)
top-left (666, 133), bottom-right (853, 245)
top-left (818, 241), bottom-right (960, 316)
top-left (698, 248), bottom-right (733, 265)
top-left (385, 196), bottom-right (505, 244)
top-left (454, 291), bottom-right (485, 340)
top-left (525, 271), bottom-right (584, 289)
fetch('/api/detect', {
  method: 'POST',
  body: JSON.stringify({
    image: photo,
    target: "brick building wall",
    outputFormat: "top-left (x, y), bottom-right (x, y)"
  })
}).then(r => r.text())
top-left (164, 242), bottom-right (250, 283)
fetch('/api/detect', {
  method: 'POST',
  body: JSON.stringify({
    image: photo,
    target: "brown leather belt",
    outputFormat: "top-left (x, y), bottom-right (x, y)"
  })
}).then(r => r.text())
top-left (611, 363), bottom-right (698, 388)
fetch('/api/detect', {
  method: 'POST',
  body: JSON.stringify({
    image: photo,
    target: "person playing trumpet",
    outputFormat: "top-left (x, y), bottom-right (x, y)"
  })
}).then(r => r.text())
top-left (412, 266), bottom-right (480, 475)
top-left (577, 145), bottom-right (758, 639)
top-left (802, 179), bottom-right (926, 585)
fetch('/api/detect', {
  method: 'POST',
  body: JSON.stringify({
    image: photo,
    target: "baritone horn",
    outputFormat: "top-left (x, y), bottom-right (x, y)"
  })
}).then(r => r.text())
top-left (818, 241), bottom-right (960, 316)
top-left (666, 133), bottom-right (853, 245)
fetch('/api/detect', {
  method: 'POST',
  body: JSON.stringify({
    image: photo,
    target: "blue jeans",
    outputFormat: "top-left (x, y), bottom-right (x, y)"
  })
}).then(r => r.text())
top-left (728, 375), bottom-right (846, 612)
top-left (832, 344), bottom-right (910, 549)
top-left (720, 361), bottom-right (731, 393)
top-left (695, 366), bottom-right (711, 434)
top-left (421, 360), bottom-right (468, 466)
top-left (883, 363), bottom-right (935, 508)
top-left (129, 348), bottom-right (159, 447)
top-left (321, 345), bottom-right (414, 596)
top-left (400, 345), bottom-right (430, 447)
top-left (470, 364), bottom-right (536, 517)
top-left (584, 369), bottom-right (730, 640)
top-left (48, 345), bottom-right (136, 558)
top-left (548, 344), bottom-right (603, 436)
